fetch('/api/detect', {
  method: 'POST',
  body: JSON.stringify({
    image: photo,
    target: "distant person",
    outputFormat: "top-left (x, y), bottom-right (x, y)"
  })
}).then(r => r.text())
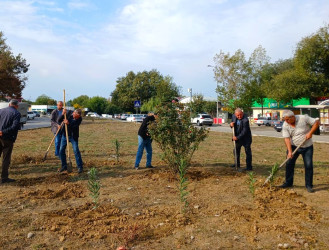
top-left (0, 99), bottom-right (21, 183)
top-left (51, 101), bottom-right (64, 157)
top-left (230, 108), bottom-right (253, 171)
top-left (134, 112), bottom-right (157, 170)
top-left (58, 109), bottom-right (83, 173)
top-left (279, 110), bottom-right (319, 193)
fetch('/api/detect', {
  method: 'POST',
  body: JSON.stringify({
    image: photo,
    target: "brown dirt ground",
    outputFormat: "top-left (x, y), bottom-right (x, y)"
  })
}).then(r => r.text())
top-left (0, 119), bottom-right (329, 249)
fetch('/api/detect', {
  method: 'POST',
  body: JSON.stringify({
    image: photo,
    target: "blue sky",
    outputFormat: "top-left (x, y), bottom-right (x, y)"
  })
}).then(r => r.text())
top-left (1, 0), bottom-right (328, 101)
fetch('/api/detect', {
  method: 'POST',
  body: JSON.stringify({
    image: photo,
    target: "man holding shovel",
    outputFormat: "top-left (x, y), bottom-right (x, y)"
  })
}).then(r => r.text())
top-left (230, 108), bottom-right (253, 171)
top-left (279, 110), bottom-right (319, 193)
top-left (58, 109), bottom-right (83, 173)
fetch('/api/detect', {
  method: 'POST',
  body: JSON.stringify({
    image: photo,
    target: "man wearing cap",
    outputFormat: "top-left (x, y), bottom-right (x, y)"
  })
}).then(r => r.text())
top-left (51, 101), bottom-right (64, 157)
top-left (134, 112), bottom-right (157, 170)
top-left (0, 100), bottom-right (21, 183)
top-left (280, 110), bottom-right (319, 193)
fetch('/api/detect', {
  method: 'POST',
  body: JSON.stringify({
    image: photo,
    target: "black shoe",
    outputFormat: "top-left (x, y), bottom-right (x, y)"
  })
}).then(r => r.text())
top-left (279, 183), bottom-right (293, 188)
top-left (146, 165), bottom-right (154, 169)
top-left (58, 168), bottom-right (67, 173)
top-left (1, 178), bottom-right (16, 183)
top-left (306, 186), bottom-right (314, 193)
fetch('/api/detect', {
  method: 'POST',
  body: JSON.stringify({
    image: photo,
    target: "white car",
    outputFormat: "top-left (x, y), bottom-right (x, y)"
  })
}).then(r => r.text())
top-left (127, 114), bottom-right (143, 122)
top-left (27, 111), bottom-right (35, 120)
top-left (86, 112), bottom-right (101, 118)
top-left (101, 114), bottom-right (112, 118)
top-left (192, 114), bottom-right (213, 126)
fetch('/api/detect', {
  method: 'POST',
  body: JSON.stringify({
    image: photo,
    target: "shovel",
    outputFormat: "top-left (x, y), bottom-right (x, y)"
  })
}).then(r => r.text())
top-left (232, 126), bottom-right (238, 171)
top-left (263, 138), bottom-right (307, 185)
top-left (43, 122), bottom-right (64, 161)
top-left (63, 89), bottom-right (73, 173)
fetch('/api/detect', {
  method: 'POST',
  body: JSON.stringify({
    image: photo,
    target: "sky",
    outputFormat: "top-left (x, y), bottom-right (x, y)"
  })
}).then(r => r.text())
top-left (0, 0), bottom-right (328, 102)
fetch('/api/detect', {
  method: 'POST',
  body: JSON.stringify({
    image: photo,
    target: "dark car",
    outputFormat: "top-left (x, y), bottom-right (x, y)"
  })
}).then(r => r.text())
top-left (274, 121), bottom-right (284, 132)
top-left (32, 111), bottom-right (40, 117)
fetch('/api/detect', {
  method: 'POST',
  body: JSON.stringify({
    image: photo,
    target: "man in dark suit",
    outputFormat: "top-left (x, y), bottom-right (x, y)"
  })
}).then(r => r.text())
top-left (230, 108), bottom-right (253, 171)
top-left (50, 101), bottom-right (63, 157)
top-left (0, 99), bottom-right (21, 183)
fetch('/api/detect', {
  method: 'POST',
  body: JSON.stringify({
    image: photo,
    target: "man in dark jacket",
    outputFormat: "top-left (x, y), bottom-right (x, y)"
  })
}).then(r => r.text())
top-left (230, 108), bottom-right (253, 171)
top-left (50, 101), bottom-right (64, 157)
top-left (58, 109), bottom-right (83, 173)
top-left (0, 99), bottom-right (21, 183)
top-left (134, 112), bottom-right (157, 170)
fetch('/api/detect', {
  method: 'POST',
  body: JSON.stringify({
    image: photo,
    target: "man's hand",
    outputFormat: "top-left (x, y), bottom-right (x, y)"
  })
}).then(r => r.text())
top-left (232, 136), bottom-right (238, 141)
top-left (230, 122), bottom-right (234, 127)
top-left (57, 124), bottom-right (61, 129)
top-left (305, 132), bottom-right (312, 140)
top-left (287, 151), bottom-right (293, 159)
top-left (64, 119), bottom-right (69, 124)
top-left (0, 131), bottom-right (2, 136)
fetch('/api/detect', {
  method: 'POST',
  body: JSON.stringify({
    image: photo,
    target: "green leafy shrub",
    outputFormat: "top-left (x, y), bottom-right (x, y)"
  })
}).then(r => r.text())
top-left (88, 167), bottom-right (101, 209)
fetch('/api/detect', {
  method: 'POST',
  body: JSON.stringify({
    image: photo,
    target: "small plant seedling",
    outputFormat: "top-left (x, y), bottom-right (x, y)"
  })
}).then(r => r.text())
top-left (113, 139), bottom-right (121, 163)
top-left (88, 167), bottom-right (101, 209)
top-left (268, 163), bottom-right (279, 188)
top-left (178, 159), bottom-right (189, 213)
top-left (247, 171), bottom-right (256, 197)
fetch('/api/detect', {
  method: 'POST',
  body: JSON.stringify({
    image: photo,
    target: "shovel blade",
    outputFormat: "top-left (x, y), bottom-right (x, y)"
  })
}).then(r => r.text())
top-left (67, 159), bottom-right (73, 173)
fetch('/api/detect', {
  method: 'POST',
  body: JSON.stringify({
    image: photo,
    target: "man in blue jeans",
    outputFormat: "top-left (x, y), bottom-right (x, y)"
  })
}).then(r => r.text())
top-left (50, 101), bottom-right (64, 157)
top-left (280, 110), bottom-right (319, 193)
top-left (58, 109), bottom-right (83, 173)
top-left (134, 112), bottom-right (157, 170)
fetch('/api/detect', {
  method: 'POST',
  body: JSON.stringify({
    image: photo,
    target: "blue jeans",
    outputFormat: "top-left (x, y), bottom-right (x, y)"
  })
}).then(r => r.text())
top-left (59, 136), bottom-right (83, 170)
top-left (54, 133), bottom-right (62, 156)
top-left (285, 145), bottom-right (313, 187)
top-left (134, 136), bottom-right (152, 167)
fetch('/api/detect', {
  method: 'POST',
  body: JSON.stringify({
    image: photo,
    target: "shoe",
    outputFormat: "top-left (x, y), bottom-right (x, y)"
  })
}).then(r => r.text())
top-left (134, 166), bottom-right (139, 170)
top-left (146, 165), bottom-right (154, 169)
top-left (306, 186), bottom-right (314, 193)
top-left (78, 168), bottom-right (83, 174)
top-left (279, 183), bottom-right (293, 188)
top-left (1, 178), bottom-right (16, 183)
top-left (58, 168), bottom-right (67, 173)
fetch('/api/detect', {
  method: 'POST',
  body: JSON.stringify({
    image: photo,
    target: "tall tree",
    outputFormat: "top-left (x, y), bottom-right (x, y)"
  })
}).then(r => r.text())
top-left (70, 95), bottom-right (90, 109)
top-left (0, 32), bottom-right (29, 98)
top-left (34, 94), bottom-right (57, 105)
top-left (112, 70), bottom-right (180, 112)
top-left (87, 96), bottom-right (108, 115)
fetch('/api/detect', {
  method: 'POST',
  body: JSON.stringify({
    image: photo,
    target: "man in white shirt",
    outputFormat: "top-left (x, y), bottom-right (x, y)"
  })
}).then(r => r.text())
top-left (280, 110), bottom-right (319, 193)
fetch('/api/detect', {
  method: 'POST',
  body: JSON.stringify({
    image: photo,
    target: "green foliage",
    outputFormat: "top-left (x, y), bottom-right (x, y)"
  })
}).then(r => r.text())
top-left (189, 94), bottom-right (206, 115)
top-left (148, 102), bottom-right (208, 172)
top-left (34, 94), bottom-right (57, 105)
top-left (178, 159), bottom-right (189, 213)
top-left (0, 31), bottom-right (29, 98)
top-left (113, 139), bottom-right (121, 163)
top-left (70, 95), bottom-right (90, 108)
top-left (141, 96), bottom-right (161, 112)
top-left (88, 167), bottom-right (101, 209)
top-left (269, 163), bottom-right (279, 187)
top-left (111, 70), bottom-right (180, 112)
top-left (87, 96), bottom-right (108, 114)
top-left (247, 171), bottom-right (257, 197)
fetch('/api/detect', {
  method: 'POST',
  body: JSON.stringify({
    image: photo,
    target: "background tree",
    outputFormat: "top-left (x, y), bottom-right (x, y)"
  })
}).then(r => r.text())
top-left (87, 96), bottom-right (108, 114)
top-left (34, 94), bottom-right (57, 105)
top-left (189, 94), bottom-right (206, 115)
top-left (70, 95), bottom-right (90, 109)
top-left (112, 70), bottom-right (180, 112)
top-left (0, 31), bottom-right (29, 98)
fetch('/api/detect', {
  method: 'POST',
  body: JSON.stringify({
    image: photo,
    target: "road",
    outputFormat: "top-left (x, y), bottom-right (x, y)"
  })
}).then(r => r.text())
top-left (22, 116), bottom-right (51, 130)
top-left (209, 124), bottom-right (329, 144)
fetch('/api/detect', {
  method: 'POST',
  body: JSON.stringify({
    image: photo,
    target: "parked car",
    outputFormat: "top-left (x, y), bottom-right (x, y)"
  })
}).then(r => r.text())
top-left (127, 114), bottom-right (144, 122)
top-left (120, 114), bottom-right (128, 120)
top-left (191, 114), bottom-right (213, 126)
top-left (270, 120), bottom-right (281, 127)
top-left (32, 111), bottom-right (40, 117)
top-left (114, 114), bottom-right (121, 119)
top-left (27, 111), bottom-right (35, 120)
top-left (274, 121), bottom-right (284, 132)
top-left (255, 117), bottom-right (272, 126)
top-left (101, 114), bottom-right (112, 118)
top-left (86, 112), bottom-right (101, 118)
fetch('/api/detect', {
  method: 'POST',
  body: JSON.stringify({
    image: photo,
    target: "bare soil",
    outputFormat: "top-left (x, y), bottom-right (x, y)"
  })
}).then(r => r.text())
top-left (1, 120), bottom-right (329, 249)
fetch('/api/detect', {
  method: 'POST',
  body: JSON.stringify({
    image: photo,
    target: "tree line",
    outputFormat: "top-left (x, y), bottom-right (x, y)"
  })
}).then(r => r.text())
top-left (213, 24), bottom-right (329, 113)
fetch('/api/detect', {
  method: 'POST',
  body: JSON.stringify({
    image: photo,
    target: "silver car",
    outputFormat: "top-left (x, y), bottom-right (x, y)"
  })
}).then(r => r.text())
top-left (126, 114), bottom-right (143, 122)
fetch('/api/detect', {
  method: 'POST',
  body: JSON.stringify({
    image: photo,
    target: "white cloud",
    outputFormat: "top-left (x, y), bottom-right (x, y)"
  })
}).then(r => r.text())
top-left (67, 0), bottom-right (95, 10)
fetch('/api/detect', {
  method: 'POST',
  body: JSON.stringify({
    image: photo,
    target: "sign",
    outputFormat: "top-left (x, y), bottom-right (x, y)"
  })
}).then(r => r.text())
top-left (134, 100), bottom-right (141, 108)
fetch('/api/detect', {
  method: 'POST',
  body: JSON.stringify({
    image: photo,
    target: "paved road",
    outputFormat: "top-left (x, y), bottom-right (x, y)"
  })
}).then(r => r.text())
top-left (22, 116), bottom-right (51, 130)
top-left (208, 124), bottom-right (329, 144)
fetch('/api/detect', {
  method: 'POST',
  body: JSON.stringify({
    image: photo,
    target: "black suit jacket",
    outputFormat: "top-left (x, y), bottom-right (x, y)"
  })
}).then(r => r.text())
top-left (232, 114), bottom-right (252, 145)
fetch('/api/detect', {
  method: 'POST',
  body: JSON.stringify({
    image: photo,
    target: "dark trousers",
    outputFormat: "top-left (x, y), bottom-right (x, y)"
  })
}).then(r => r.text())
top-left (0, 138), bottom-right (14, 180)
top-left (285, 145), bottom-right (313, 187)
top-left (234, 142), bottom-right (252, 169)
